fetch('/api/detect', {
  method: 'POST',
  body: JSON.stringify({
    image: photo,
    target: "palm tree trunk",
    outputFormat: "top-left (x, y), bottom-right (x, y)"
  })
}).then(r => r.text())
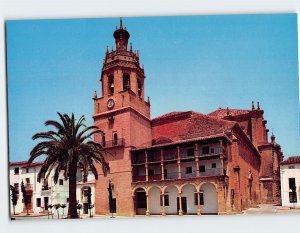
top-left (68, 167), bottom-right (78, 219)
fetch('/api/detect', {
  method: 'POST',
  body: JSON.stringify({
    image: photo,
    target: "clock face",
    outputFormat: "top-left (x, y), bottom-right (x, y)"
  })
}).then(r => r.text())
top-left (107, 98), bottom-right (115, 109)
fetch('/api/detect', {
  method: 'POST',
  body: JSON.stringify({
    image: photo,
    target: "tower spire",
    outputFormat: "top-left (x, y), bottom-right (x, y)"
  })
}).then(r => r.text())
top-left (120, 17), bottom-right (123, 29)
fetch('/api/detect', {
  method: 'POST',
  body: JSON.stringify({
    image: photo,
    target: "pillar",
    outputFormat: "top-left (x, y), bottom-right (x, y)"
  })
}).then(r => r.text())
top-left (195, 144), bottom-right (199, 177)
top-left (197, 192), bottom-right (201, 215)
top-left (178, 192), bottom-right (183, 216)
top-left (145, 151), bottom-right (148, 181)
top-left (177, 146), bottom-right (181, 179)
top-left (161, 192), bottom-right (166, 216)
top-left (146, 194), bottom-right (150, 216)
top-left (161, 149), bottom-right (164, 180)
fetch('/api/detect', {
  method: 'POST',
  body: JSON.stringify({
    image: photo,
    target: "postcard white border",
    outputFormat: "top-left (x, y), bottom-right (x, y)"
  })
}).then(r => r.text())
top-left (0, 1), bottom-right (300, 233)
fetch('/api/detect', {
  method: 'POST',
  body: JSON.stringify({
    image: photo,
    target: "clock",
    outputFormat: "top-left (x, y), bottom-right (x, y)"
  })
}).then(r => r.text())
top-left (107, 98), bottom-right (115, 109)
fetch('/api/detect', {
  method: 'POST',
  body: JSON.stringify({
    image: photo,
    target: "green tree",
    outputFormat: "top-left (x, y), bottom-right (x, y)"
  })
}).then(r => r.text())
top-left (20, 180), bottom-right (29, 215)
top-left (10, 185), bottom-right (18, 215)
top-left (28, 113), bottom-right (109, 218)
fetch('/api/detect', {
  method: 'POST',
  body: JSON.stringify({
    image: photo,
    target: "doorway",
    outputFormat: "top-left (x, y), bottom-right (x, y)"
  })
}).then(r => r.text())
top-left (177, 197), bottom-right (187, 214)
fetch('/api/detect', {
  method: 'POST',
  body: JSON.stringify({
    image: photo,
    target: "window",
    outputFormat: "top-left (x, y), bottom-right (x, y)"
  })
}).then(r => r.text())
top-left (14, 183), bottom-right (19, 193)
top-left (113, 132), bottom-right (118, 145)
top-left (26, 178), bottom-right (30, 184)
top-left (14, 167), bottom-right (19, 175)
top-left (160, 193), bottom-right (169, 206)
top-left (289, 178), bottom-right (296, 191)
top-left (288, 165), bottom-right (295, 169)
top-left (148, 152), bottom-right (154, 162)
top-left (212, 163), bottom-right (216, 168)
top-left (26, 168), bottom-right (29, 173)
top-left (194, 193), bottom-right (198, 205)
top-left (186, 167), bottom-right (192, 174)
top-left (199, 165), bottom-right (206, 172)
top-left (123, 74), bottom-right (130, 90)
top-left (164, 169), bottom-right (168, 179)
top-left (59, 179), bottom-right (63, 185)
top-left (187, 148), bottom-right (194, 157)
top-left (102, 136), bottom-right (106, 147)
top-left (148, 169), bottom-right (154, 176)
top-left (210, 147), bottom-right (215, 154)
top-left (137, 80), bottom-right (142, 97)
top-left (108, 75), bottom-right (114, 95)
top-left (36, 198), bottom-right (41, 207)
top-left (202, 147), bottom-right (209, 155)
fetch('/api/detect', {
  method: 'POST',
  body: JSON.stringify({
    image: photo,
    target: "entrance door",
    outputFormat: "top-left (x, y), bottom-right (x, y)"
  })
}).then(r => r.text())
top-left (44, 197), bottom-right (49, 210)
top-left (177, 197), bottom-right (187, 214)
top-left (83, 203), bottom-right (88, 214)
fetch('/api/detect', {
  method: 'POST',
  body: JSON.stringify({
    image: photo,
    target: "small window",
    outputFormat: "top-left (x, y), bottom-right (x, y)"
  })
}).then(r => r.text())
top-left (212, 163), bottom-right (216, 168)
top-left (123, 74), bottom-right (130, 90)
top-left (199, 165), bottom-right (206, 173)
top-left (113, 132), bottom-right (118, 145)
top-left (160, 193), bottom-right (169, 206)
top-left (26, 168), bottom-right (29, 173)
top-left (186, 167), bottom-right (192, 174)
top-left (289, 178), bottom-right (296, 190)
top-left (108, 75), bottom-right (114, 95)
top-left (148, 169), bottom-right (154, 176)
top-left (14, 167), bottom-right (19, 175)
top-left (59, 179), bottom-right (63, 186)
top-left (164, 169), bottom-right (168, 179)
top-left (288, 165), bottom-right (295, 169)
top-left (187, 148), bottom-right (194, 157)
top-left (202, 147), bottom-right (209, 155)
top-left (36, 198), bottom-right (41, 207)
top-left (26, 178), bottom-right (30, 184)
top-left (137, 79), bottom-right (142, 97)
top-left (102, 136), bottom-right (106, 147)
top-left (194, 193), bottom-right (198, 205)
top-left (148, 152), bottom-right (154, 162)
top-left (210, 148), bottom-right (215, 154)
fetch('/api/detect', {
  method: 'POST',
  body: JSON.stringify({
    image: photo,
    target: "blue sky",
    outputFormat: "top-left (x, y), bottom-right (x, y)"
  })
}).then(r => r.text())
top-left (6, 14), bottom-right (299, 162)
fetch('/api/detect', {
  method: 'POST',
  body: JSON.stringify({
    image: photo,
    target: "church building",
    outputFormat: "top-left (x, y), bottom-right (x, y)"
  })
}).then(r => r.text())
top-left (93, 19), bottom-right (283, 216)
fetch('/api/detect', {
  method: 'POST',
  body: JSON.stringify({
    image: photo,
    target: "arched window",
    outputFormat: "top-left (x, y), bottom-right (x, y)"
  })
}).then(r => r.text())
top-left (123, 74), bottom-right (130, 91)
top-left (137, 79), bottom-right (142, 97)
top-left (102, 136), bottom-right (106, 147)
top-left (113, 132), bottom-right (118, 145)
top-left (108, 75), bottom-right (114, 95)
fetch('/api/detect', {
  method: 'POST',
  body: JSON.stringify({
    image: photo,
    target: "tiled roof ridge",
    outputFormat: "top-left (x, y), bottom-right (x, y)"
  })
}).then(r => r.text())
top-left (208, 107), bottom-right (251, 118)
top-left (281, 156), bottom-right (300, 165)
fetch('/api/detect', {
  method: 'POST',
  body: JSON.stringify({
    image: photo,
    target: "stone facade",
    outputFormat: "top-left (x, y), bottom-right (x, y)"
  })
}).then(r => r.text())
top-left (93, 19), bottom-right (283, 216)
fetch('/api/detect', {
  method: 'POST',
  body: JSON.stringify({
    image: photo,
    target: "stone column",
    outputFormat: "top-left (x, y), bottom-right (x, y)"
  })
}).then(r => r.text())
top-left (197, 192), bottom-right (201, 215)
top-left (177, 146), bottom-right (181, 179)
top-left (145, 151), bottom-right (148, 181)
top-left (161, 149), bottom-right (164, 180)
top-left (178, 192), bottom-right (183, 215)
top-left (146, 194), bottom-right (150, 216)
top-left (161, 192), bottom-right (166, 216)
top-left (195, 144), bottom-right (199, 177)
top-left (220, 155), bottom-right (224, 175)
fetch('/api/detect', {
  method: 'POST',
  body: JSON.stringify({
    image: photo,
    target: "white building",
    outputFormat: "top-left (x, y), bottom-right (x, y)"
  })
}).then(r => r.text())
top-left (9, 161), bottom-right (96, 216)
top-left (280, 156), bottom-right (300, 208)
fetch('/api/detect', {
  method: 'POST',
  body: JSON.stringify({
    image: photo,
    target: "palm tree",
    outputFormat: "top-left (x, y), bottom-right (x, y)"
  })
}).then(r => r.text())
top-left (28, 113), bottom-right (109, 219)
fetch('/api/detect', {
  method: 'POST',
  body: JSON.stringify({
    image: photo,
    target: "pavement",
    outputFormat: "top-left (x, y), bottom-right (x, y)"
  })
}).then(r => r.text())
top-left (10, 204), bottom-right (300, 220)
top-left (242, 204), bottom-right (300, 215)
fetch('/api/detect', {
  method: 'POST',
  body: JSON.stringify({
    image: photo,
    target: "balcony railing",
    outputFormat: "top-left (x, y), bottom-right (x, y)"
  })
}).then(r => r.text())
top-left (102, 138), bottom-right (125, 148)
top-left (131, 146), bottom-right (224, 165)
top-left (132, 168), bottom-right (224, 182)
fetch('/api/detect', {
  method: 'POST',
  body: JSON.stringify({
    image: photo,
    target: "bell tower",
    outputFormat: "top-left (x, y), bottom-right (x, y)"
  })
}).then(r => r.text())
top-left (93, 19), bottom-right (152, 216)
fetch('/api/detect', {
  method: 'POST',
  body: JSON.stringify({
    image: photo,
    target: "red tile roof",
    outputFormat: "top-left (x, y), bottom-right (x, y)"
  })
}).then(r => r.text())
top-left (280, 156), bottom-right (300, 165)
top-left (208, 108), bottom-right (251, 119)
top-left (9, 161), bottom-right (43, 168)
top-left (151, 111), bottom-right (236, 144)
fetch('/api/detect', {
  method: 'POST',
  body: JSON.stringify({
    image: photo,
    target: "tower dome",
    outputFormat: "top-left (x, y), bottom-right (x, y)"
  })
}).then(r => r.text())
top-left (113, 18), bottom-right (130, 52)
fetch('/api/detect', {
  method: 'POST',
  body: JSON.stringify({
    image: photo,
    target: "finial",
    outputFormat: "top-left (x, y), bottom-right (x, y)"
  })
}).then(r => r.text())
top-left (137, 50), bottom-right (139, 57)
top-left (257, 101), bottom-right (260, 110)
top-left (120, 17), bottom-right (123, 29)
top-left (147, 96), bottom-right (150, 104)
top-left (94, 90), bottom-right (97, 99)
top-left (226, 107), bottom-right (230, 116)
top-left (130, 42), bottom-right (132, 52)
top-left (106, 46), bottom-right (109, 53)
top-left (252, 101), bottom-right (254, 110)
